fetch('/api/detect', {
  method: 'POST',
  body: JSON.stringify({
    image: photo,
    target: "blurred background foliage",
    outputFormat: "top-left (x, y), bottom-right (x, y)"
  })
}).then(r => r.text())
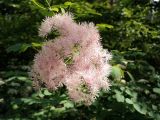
top-left (0, 0), bottom-right (160, 119)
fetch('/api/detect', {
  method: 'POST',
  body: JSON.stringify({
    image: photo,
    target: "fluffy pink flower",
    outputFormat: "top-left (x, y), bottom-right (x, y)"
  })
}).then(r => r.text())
top-left (30, 13), bottom-right (112, 105)
top-left (39, 13), bottom-right (76, 37)
top-left (66, 73), bottom-right (99, 105)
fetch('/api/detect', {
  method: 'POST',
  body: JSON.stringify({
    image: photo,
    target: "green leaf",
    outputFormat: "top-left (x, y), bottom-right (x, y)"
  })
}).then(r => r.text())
top-left (6, 43), bottom-right (31, 53)
top-left (12, 104), bottom-right (19, 110)
top-left (64, 101), bottom-right (74, 108)
top-left (31, 0), bottom-right (46, 10)
top-left (115, 91), bottom-right (125, 102)
top-left (44, 89), bottom-right (52, 96)
top-left (0, 99), bottom-right (4, 103)
top-left (32, 42), bottom-right (43, 47)
top-left (111, 65), bottom-right (124, 80)
top-left (20, 43), bottom-right (31, 53)
top-left (153, 88), bottom-right (160, 95)
top-left (60, 7), bottom-right (65, 14)
top-left (150, 31), bottom-right (159, 38)
top-left (39, 9), bottom-right (55, 16)
top-left (148, 111), bottom-right (154, 117)
top-left (152, 105), bottom-right (158, 110)
top-left (133, 104), bottom-right (141, 113)
top-left (16, 76), bottom-right (32, 84)
top-left (50, 7), bottom-right (59, 12)
top-left (60, 100), bottom-right (74, 108)
top-left (141, 107), bottom-right (147, 115)
top-left (54, 107), bottom-right (66, 113)
top-left (133, 103), bottom-right (147, 115)
top-left (0, 78), bottom-right (5, 86)
top-left (64, 2), bottom-right (73, 6)
top-left (125, 89), bottom-right (132, 96)
top-left (126, 71), bottom-right (134, 81)
top-left (97, 24), bottom-right (114, 30)
top-left (8, 3), bottom-right (20, 8)
top-left (6, 43), bottom-right (22, 53)
top-left (125, 98), bottom-right (133, 104)
top-left (122, 8), bottom-right (132, 18)
top-left (17, 76), bottom-right (27, 81)
top-left (38, 91), bottom-right (44, 98)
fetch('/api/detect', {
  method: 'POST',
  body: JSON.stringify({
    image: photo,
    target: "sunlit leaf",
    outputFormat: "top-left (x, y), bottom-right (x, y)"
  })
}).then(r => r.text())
top-left (125, 98), bottom-right (133, 104)
top-left (97, 24), bottom-right (114, 30)
top-left (31, 0), bottom-right (46, 10)
top-left (122, 8), bottom-right (132, 17)
top-left (111, 65), bottom-right (124, 80)
top-left (44, 89), bottom-right (52, 96)
top-left (64, 2), bottom-right (73, 6)
top-left (153, 88), bottom-right (160, 95)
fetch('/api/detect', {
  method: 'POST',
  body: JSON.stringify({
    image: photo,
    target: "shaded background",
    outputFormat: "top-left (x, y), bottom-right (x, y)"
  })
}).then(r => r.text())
top-left (0, 0), bottom-right (160, 119)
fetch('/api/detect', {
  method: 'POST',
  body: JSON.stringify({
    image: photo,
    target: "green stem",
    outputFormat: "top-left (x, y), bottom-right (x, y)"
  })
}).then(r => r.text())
top-left (45, 0), bottom-right (51, 8)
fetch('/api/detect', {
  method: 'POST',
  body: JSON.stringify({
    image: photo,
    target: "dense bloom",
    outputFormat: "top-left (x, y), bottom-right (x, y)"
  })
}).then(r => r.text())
top-left (30, 13), bottom-right (112, 105)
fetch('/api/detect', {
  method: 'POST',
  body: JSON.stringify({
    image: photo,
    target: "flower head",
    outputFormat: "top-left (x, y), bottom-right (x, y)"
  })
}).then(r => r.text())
top-left (30, 13), bottom-right (112, 105)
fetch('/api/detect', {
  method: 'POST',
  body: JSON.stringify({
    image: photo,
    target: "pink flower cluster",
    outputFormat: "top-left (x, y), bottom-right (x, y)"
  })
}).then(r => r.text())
top-left (30, 13), bottom-right (112, 105)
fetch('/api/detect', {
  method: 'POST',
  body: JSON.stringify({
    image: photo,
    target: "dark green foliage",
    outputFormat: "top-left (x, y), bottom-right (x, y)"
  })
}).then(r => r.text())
top-left (0, 0), bottom-right (160, 119)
